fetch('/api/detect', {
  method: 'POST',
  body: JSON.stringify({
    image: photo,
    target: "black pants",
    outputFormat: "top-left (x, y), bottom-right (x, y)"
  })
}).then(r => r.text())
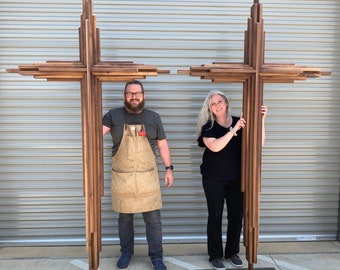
top-left (202, 177), bottom-right (243, 261)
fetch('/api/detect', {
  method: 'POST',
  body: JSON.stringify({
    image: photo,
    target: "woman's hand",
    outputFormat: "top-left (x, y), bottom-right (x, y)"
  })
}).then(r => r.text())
top-left (234, 115), bottom-right (246, 132)
top-left (261, 105), bottom-right (268, 119)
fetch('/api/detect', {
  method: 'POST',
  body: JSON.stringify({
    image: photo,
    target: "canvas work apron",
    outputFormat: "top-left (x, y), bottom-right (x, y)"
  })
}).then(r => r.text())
top-left (111, 123), bottom-right (162, 213)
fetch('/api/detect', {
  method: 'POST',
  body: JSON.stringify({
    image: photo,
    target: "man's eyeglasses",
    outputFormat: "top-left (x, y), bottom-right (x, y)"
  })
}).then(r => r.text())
top-left (125, 92), bottom-right (143, 98)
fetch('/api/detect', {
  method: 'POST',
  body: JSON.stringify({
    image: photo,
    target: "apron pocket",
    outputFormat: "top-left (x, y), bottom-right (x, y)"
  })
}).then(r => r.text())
top-left (111, 167), bottom-right (160, 196)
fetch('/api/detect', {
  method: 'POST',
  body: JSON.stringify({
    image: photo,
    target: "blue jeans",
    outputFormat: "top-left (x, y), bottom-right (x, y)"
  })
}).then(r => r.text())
top-left (118, 210), bottom-right (163, 261)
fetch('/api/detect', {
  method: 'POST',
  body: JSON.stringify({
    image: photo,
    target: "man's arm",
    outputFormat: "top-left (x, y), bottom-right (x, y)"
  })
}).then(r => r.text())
top-left (103, 125), bottom-right (111, 136)
top-left (261, 105), bottom-right (268, 146)
top-left (157, 139), bottom-right (174, 187)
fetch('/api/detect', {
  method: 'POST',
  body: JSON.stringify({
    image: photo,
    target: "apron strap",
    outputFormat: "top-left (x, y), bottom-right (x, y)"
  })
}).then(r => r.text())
top-left (124, 109), bottom-right (145, 132)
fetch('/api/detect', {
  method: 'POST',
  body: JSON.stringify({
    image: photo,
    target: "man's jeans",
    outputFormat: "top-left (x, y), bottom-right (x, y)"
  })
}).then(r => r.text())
top-left (118, 210), bottom-right (163, 260)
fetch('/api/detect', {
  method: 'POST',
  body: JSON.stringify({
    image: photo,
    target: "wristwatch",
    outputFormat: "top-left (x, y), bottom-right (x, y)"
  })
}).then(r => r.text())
top-left (165, 165), bottom-right (174, 171)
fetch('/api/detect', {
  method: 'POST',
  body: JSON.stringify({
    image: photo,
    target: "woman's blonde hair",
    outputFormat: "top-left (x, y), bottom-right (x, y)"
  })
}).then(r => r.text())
top-left (197, 90), bottom-right (231, 135)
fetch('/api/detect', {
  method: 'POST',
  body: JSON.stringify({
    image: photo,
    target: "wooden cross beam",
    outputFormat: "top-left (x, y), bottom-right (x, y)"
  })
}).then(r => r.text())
top-left (7, 1), bottom-right (168, 269)
top-left (178, 1), bottom-right (330, 270)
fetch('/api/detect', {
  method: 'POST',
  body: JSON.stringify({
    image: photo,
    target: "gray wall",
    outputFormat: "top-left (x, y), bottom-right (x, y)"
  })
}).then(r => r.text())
top-left (0, 0), bottom-right (339, 246)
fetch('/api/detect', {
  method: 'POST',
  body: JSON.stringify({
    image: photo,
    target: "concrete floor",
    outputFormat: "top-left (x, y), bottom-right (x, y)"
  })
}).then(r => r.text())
top-left (0, 241), bottom-right (339, 270)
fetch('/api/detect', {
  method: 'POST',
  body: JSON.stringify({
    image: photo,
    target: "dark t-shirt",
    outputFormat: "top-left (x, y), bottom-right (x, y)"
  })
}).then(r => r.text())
top-left (197, 116), bottom-right (242, 181)
top-left (103, 107), bottom-right (166, 156)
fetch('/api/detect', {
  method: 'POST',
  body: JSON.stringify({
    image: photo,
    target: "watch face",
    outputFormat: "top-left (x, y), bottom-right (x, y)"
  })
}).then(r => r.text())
top-left (166, 165), bottom-right (173, 170)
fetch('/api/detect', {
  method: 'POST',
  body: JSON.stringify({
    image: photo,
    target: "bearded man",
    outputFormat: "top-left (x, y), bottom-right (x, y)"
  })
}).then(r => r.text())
top-left (103, 80), bottom-right (174, 270)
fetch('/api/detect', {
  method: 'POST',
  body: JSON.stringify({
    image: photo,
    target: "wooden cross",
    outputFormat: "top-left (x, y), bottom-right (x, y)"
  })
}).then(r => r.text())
top-left (178, 1), bottom-right (330, 269)
top-left (7, 1), bottom-right (168, 269)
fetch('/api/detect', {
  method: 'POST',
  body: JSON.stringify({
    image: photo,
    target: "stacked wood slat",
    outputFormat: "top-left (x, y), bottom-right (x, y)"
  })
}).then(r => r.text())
top-left (177, 62), bottom-right (327, 84)
top-left (6, 61), bottom-right (165, 82)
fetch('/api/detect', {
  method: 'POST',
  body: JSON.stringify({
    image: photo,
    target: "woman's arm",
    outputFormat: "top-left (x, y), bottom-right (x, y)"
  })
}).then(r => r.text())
top-left (203, 117), bottom-right (246, 152)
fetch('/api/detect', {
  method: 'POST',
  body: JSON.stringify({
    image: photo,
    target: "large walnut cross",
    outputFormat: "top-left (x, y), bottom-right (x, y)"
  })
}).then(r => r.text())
top-left (178, 1), bottom-right (330, 270)
top-left (7, 1), bottom-right (168, 269)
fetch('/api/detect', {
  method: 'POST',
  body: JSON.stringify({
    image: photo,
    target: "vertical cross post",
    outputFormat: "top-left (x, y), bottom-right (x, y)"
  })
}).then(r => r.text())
top-left (78, 2), bottom-right (102, 267)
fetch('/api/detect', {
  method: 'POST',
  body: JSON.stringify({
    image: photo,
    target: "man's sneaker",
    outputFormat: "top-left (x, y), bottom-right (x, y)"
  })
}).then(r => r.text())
top-left (229, 254), bottom-right (243, 268)
top-left (211, 258), bottom-right (226, 270)
top-left (151, 258), bottom-right (167, 270)
top-left (116, 253), bottom-right (132, 270)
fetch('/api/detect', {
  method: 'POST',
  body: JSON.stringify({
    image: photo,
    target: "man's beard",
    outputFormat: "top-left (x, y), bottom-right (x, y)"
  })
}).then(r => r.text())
top-left (124, 99), bottom-right (145, 113)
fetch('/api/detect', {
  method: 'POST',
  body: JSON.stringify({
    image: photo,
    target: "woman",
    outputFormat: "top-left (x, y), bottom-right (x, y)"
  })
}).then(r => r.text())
top-left (197, 90), bottom-right (267, 269)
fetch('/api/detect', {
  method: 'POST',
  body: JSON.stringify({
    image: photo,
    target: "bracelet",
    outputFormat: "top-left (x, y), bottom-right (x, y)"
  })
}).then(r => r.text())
top-left (229, 127), bottom-right (238, 136)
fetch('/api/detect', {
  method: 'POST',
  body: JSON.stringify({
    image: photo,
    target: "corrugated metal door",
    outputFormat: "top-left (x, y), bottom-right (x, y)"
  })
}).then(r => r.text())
top-left (0, 0), bottom-right (339, 246)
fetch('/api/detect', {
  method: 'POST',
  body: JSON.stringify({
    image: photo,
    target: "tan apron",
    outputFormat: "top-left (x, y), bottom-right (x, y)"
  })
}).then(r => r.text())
top-left (111, 123), bottom-right (162, 213)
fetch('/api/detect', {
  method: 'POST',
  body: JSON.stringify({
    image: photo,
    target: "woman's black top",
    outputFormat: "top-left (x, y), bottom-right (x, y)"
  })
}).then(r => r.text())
top-left (197, 116), bottom-right (242, 181)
